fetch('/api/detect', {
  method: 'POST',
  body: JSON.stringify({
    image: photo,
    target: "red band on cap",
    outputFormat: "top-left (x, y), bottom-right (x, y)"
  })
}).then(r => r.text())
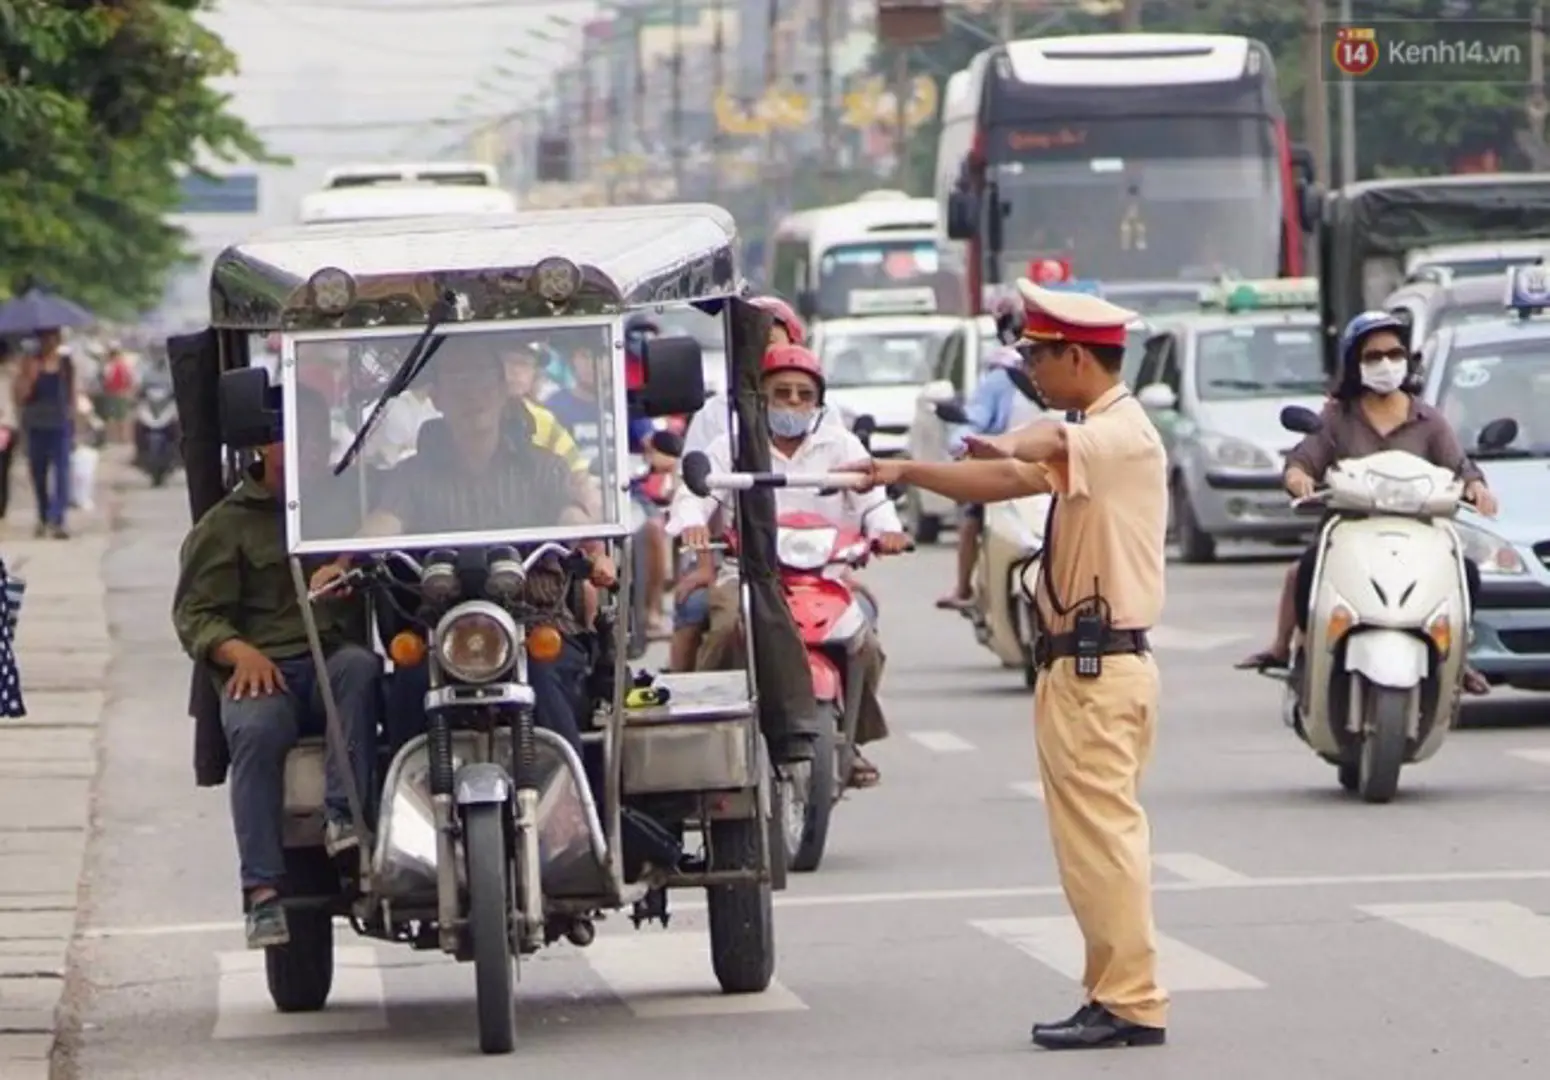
top-left (1021, 310), bottom-right (1128, 348)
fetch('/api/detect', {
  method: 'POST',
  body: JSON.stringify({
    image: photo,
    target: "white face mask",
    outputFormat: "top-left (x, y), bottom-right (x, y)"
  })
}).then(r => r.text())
top-left (1360, 357), bottom-right (1407, 395)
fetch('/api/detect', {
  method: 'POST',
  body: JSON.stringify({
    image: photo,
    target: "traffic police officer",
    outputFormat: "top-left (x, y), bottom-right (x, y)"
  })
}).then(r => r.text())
top-left (846, 279), bottom-right (1169, 1050)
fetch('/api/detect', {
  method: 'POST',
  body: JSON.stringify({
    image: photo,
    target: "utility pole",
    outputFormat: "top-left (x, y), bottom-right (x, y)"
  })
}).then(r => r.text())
top-left (1120, 0), bottom-right (1142, 31)
top-left (1337, 0), bottom-right (1356, 184)
top-left (1302, 0), bottom-right (1328, 184)
top-left (670, 0), bottom-right (685, 196)
top-left (711, 0), bottom-right (726, 199)
top-left (998, 0), bottom-right (1013, 41)
top-left (894, 46), bottom-right (909, 188)
top-left (761, 0), bottom-right (779, 224)
top-left (1521, 1), bottom-right (1550, 169)
top-left (819, 0), bottom-right (836, 195)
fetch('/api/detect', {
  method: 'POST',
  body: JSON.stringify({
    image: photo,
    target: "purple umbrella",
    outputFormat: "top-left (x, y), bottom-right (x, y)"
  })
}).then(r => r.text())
top-left (0, 288), bottom-right (96, 336)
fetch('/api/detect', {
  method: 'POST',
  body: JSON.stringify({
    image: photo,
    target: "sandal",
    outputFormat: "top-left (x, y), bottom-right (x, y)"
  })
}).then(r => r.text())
top-left (1463, 667), bottom-right (1490, 695)
top-left (935, 594), bottom-right (974, 611)
top-left (1235, 649), bottom-right (1290, 671)
top-left (847, 755), bottom-right (881, 789)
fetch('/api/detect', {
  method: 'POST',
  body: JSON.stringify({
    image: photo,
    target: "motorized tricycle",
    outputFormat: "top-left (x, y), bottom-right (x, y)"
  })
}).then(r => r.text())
top-left (168, 205), bottom-right (793, 1055)
top-left (1268, 404), bottom-right (1516, 803)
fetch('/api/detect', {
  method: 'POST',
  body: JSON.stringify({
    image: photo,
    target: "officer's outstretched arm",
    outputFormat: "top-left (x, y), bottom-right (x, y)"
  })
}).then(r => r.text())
top-left (899, 459), bottom-right (1050, 504)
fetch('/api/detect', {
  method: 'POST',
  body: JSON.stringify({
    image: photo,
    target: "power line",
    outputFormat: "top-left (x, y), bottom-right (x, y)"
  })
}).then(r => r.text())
top-left (258, 0), bottom-right (594, 11)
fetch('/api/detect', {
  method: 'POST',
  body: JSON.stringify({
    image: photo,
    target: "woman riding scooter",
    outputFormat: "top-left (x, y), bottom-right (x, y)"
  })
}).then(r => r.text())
top-left (1237, 311), bottom-right (1498, 694)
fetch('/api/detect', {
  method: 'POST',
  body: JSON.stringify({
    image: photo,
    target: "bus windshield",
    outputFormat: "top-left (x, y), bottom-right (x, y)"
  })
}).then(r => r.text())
top-left (815, 239), bottom-right (954, 318)
top-left (988, 115), bottom-right (1282, 283)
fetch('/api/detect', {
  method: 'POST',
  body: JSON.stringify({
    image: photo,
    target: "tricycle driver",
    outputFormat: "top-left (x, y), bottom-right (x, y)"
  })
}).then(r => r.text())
top-left (308, 336), bottom-right (617, 780)
top-left (172, 385), bottom-right (380, 951)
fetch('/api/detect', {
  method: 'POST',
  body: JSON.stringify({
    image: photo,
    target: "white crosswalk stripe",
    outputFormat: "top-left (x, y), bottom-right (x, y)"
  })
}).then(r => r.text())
top-left (1147, 625), bottom-right (1251, 652)
top-left (1358, 900), bottom-right (1550, 978)
top-left (579, 933), bottom-right (807, 1017)
top-left (907, 730), bottom-right (976, 753)
top-left (214, 946), bottom-right (387, 1039)
top-left (1507, 748), bottom-right (1550, 767)
top-left (970, 916), bottom-right (1266, 991)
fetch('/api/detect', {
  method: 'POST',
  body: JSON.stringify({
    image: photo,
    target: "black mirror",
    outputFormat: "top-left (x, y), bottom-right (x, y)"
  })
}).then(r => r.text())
top-left (681, 450), bottom-right (713, 498)
top-left (1478, 417), bottom-right (1519, 451)
top-left (1006, 367), bottom-right (1041, 404)
top-left (795, 290), bottom-right (817, 320)
top-left (636, 336), bottom-right (705, 418)
top-left (1298, 182), bottom-right (1324, 235)
top-left (218, 366), bottom-right (281, 449)
top-left (851, 412), bottom-right (876, 450)
top-left (651, 429), bottom-right (685, 458)
top-left (984, 181), bottom-right (1004, 253)
top-left (1289, 144), bottom-right (1316, 186)
top-left (1280, 405), bottom-right (1322, 435)
top-left (933, 401), bottom-right (969, 424)
top-left (946, 189), bottom-right (975, 240)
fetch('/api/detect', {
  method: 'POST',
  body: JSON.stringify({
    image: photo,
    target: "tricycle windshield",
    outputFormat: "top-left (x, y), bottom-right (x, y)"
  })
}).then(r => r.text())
top-left (282, 319), bottom-right (626, 554)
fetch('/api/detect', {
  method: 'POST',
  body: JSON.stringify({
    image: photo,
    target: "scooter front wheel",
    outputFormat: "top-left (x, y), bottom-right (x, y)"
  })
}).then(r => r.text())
top-left (1355, 677), bottom-right (1408, 804)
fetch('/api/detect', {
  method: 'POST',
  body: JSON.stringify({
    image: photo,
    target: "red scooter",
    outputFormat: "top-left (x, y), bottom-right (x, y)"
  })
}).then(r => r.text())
top-left (775, 510), bottom-right (887, 872)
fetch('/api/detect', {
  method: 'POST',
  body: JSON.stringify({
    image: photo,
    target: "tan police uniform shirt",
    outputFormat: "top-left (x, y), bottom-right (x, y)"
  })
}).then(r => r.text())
top-left (1033, 384), bottom-right (1168, 635)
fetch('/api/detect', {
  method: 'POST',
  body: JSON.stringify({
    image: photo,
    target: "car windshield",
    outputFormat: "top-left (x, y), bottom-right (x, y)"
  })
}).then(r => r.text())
top-left (818, 329), bottom-right (947, 388)
top-left (1193, 324), bottom-right (1325, 400)
top-left (285, 321), bottom-right (622, 552)
top-left (1437, 302), bottom-right (1508, 330)
top-left (1436, 337), bottom-right (1550, 456)
top-left (816, 240), bottom-right (954, 318)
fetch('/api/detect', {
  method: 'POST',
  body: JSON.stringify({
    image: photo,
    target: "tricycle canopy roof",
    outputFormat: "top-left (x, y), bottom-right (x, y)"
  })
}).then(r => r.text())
top-left (208, 203), bottom-right (742, 332)
top-left (1317, 173), bottom-right (1550, 375)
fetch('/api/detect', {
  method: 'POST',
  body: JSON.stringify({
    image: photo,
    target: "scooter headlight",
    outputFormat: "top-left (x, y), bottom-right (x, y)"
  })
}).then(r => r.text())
top-left (777, 527), bottom-right (837, 571)
top-left (1365, 471), bottom-right (1433, 514)
top-left (434, 601), bottom-right (518, 684)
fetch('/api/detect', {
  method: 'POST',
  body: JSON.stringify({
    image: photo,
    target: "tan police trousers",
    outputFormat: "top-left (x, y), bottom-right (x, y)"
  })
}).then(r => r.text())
top-left (1033, 652), bottom-right (1167, 1028)
top-left (697, 579), bottom-right (889, 744)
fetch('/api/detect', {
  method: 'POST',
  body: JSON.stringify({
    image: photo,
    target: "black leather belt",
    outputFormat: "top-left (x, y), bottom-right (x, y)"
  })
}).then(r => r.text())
top-left (1033, 629), bottom-right (1150, 669)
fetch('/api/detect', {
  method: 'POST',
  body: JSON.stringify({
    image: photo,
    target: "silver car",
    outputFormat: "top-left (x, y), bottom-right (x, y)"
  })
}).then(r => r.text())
top-left (1132, 310), bottom-right (1327, 562)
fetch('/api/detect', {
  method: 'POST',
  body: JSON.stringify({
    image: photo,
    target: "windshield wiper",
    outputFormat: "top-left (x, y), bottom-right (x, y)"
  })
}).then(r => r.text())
top-left (1273, 379), bottom-right (1328, 392)
top-left (332, 296), bottom-right (454, 476)
top-left (1206, 378), bottom-right (1267, 391)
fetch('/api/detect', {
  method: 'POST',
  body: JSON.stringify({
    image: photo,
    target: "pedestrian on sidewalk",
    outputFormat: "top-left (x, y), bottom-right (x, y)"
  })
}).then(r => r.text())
top-left (0, 555), bottom-right (25, 718)
top-left (0, 341), bottom-right (19, 524)
top-left (13, 328), bottom-right (76, 538)
top-left (71, 387), bottom-right (105, 513)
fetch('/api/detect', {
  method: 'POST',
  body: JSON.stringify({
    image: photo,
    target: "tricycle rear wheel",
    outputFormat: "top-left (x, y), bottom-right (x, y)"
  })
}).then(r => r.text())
top-left (265, 908), bottom-right (334, 1013)
top-left (705, 816), bottom-right (774, 994)
top-left (465, 803), bottom-right (516, 1054)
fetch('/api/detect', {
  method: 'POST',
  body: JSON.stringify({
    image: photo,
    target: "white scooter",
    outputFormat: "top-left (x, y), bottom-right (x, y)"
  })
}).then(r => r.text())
top-left (1271, 405), bottom-right (1517, 803)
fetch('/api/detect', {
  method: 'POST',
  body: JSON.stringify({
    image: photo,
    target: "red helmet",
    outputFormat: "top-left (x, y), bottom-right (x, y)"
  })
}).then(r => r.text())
top-left (760, 343), bottom-right (826, 399)
top-left (749, 295), bottom-right (807, 346)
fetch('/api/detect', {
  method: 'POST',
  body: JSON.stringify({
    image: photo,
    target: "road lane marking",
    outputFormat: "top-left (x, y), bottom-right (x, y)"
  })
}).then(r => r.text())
top-left (581, 933), bottom-right (806, 1017)
top-left (1008, 780), bottom-right (1045, 802)
top-left (971, 916), bottom-right (1265, 991)
top-left (80, 867), bottom-right (1550, 939)
top-left (213, 946), bottom-right (387, 1039)
top-left (1508, 748), bottom-right (1550, 766)
top-left (1358, 901), bottom-right (1550, 978)
top-left (1152, 853), bottom-right (1251, 886)
top-left (907, 731), bottom-right (976, 753)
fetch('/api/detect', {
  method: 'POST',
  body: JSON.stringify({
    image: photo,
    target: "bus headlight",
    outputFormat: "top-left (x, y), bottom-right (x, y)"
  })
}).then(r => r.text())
top-left (434, 601), bottom-right (518, 683)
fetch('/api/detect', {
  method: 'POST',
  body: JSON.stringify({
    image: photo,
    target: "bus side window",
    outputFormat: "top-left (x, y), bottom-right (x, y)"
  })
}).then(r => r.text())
top-left (771, 241), bottom-right (806, 299)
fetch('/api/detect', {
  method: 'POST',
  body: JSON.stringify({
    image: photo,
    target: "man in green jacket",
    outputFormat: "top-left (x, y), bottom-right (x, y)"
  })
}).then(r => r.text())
top-left (171, 386), bottom-right (379, 950)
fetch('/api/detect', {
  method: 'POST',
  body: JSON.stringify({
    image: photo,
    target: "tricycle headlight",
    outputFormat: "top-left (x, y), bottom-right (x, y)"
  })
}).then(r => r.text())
top-left (434, 601), bottom-right (518, 683)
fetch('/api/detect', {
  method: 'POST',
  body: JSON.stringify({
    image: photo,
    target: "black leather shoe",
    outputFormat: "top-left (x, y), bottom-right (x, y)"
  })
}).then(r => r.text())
top-left (1030, 1002), bottom-right (1099, 1038)
top-left (1031, 1005), bottom-right (1165, 1050)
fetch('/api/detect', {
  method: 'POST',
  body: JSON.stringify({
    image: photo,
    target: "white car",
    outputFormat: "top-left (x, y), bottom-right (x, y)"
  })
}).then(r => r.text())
top-left (903, 315), bottom-right (1001, 542)
top-left (811, 314), bottom-right (962, 457)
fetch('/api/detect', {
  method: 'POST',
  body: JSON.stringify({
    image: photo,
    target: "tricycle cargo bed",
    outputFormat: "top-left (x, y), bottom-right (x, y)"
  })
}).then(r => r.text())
top-left (618, 672), bottom-right (761, 795)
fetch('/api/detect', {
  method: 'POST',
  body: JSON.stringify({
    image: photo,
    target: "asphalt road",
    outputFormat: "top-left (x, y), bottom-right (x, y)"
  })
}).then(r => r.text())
top-left (67, 481), bottom-right (1550, 1080)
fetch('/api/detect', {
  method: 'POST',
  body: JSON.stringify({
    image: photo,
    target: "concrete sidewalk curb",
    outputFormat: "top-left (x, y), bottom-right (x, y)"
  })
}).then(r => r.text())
top-left (0, 449), bottom-right (134, 1080)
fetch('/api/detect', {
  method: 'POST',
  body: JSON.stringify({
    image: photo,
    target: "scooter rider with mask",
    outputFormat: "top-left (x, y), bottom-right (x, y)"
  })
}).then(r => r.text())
top-left (1237, 310), bottom-right (1498, 694)
top-left (668, 344), bottom-right (912, 788)
top-left (938, 290), bottom-right (1038, 610)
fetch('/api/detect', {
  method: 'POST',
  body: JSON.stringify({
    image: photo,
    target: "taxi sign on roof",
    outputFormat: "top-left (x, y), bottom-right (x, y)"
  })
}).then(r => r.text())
top-left (1203, 277), bottom-right (1319, 313)
top-left (1504, 262), bottom-right (1550, 317)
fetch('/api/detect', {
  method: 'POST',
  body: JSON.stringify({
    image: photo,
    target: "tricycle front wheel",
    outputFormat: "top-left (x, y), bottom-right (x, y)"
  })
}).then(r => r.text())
top-left (464, 803), bottom-right (516, 1054)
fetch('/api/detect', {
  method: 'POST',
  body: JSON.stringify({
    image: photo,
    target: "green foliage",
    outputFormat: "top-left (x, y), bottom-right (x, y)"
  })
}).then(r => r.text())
top-left (871, 0), bottom-right (1543, 193)
top-left (0, 0), bottom-right (277, 318)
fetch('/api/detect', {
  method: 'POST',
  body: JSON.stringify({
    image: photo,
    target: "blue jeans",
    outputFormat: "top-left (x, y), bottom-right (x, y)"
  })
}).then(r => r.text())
top-left (25, 427), bottom-right (70, 526)
top-left (674, 584), bottom-right (711, 630)
top-left (220, 647), bottom-right (381, 891)
top-left (386, 636), bottom-right (592, 770)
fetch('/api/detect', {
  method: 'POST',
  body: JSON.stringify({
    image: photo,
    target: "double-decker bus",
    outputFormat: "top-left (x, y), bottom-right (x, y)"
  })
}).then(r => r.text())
top-left (935, 34), bottom-right (1310, 315)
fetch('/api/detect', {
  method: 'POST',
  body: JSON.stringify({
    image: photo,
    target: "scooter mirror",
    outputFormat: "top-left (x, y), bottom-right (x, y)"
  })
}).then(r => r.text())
top-left (1478, 417), bottom-right (1519, 451)
top-left (652, 429), bottom-right (685, 458)
top-left (851, 413), bottom-right (877, 451)
top-left (681, 450), bottom-right (714, 498)
top-left (1280, 405), bottom-right (1322, 435)
top-left (933, 401), bottom-right (969, 424)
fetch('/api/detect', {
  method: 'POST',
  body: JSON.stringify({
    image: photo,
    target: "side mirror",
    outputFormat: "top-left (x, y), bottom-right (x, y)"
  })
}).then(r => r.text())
top-left (852, 413), bottom-right (877, 450)
top-left (651, 428), bottom-right (685, 458)
top-left (984, 180), bottom-right (1004, 253)
top-left (946, 189), bottom-right (976, 240)
top-left (636, 336), bottom-right (705, 418)
top-left (933, 401), bottom-right (969, 424)
top-left (1289, 144), bottom-right (1316, 186)
top-left (1136, 383), bottom-right (1177, 411)
top-left (1478, 417), bottom-right (1519, 451)
top-left (920, 378), bottom-right (956, 403)
top-left (218, 366), bottom-right (281, 449)
top-left (1298, 181), bottom-right (1325, 235)
top-left (795, 290), bottom-right (817, 320)
top-left (681, 450), bottom-right (714, 498)
top-left (1280, 405), bottom-right (1323, 434)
